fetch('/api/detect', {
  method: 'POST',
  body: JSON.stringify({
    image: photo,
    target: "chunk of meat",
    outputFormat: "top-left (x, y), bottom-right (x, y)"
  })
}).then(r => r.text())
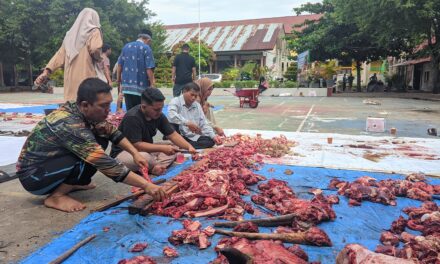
top-left (118, 256), bottom-right (156, 264)
top-left (212, 238), bottom-right (308, 264)
top-left (168, 220), bottom-right (214, 250)
top-left (233, 222), bottom-right (259, 233)
top-left (163, 246), bottom-right (179, 257)
top-left (390, 216), bottom-right (407, 234)
top-left (380, 231), bottom-right (400, 246)
top-left (287, 245), bottom-right (309, 261)
top-left (130, 243), bottom-right (148, 252)
top-left (336, 244), bottom-right (416, 264)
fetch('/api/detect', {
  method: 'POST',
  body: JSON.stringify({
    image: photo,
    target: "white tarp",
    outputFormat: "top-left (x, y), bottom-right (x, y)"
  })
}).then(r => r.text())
top-left (2, 130), bottom-right (439, 176)
top-left (0, 136), bottom-right (26, 166)
top-left (225, 129), bottom-right (440, 177)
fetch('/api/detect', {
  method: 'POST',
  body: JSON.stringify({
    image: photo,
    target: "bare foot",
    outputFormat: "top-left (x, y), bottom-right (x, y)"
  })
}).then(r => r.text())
top-left (151, 165), bottom-right (166, 176)
top-left (44, 194), bottom-right (86, 212)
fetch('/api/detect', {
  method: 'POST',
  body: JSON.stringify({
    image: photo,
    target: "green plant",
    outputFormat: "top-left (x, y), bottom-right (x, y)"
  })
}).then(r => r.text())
top-left (322, 60), bottom-right (337, 80)
top-left (283, 62), bottom-right (298, 81)
top-left (222, 68), bottom-right (240, 81)
top-left (50, 69), bottom-right (64, 86)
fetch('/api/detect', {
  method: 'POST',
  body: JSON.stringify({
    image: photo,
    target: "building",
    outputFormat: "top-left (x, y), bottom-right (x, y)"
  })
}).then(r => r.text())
top-left (390, 38), bottom-right (438, 92)
top-left (164, 15), bottom-right (321, 78)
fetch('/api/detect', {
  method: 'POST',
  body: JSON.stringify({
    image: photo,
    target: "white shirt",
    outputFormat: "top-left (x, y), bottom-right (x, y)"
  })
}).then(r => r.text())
top-left (168, 95), bottom-right (215, 141)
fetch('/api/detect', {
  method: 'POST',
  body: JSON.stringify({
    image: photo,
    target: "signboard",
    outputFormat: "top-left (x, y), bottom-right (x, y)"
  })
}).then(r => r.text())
top-left (297, 50), bottom-right (309, 72)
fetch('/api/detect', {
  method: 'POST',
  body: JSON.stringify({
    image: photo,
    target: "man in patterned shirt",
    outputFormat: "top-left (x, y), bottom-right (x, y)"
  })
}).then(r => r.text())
top-left (16, 78), bottom-right (166, 212)
top-left (116, 29), bottom-right (156, 111)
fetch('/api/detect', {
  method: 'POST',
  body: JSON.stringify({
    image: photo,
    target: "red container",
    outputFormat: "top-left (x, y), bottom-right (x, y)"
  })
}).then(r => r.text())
top-left (176, 153), bottom-right (185, 163)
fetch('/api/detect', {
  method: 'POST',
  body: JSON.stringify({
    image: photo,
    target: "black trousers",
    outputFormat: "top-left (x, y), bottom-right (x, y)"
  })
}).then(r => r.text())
top-left (124, 94), bottom-right (141, 111)
top-left (19, 137), bottom-right (108, 195)
top-left (184, 136), bottom-right (215, 149)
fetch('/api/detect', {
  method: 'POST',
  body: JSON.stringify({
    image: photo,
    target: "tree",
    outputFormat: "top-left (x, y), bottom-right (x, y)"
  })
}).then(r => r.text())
top-left (0, 0), bottom-right (157, 85)
top-left (332, 0), bottom-right (440, 93)
top-left (290, 0), bottom-right (400, 91)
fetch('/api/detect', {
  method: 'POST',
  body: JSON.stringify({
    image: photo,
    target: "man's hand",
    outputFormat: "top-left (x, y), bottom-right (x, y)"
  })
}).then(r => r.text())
top-left (133, 153), bottom-right (149, 169)
top-left (143, 183), bottom-right (167, 201)
top-left (161, 145), bottom-right (179, 155)
top-left (186, 121), bottom-right (201, 134)
top-left (35, 70), bottom-right (49, 86)
top-left (94, 122), bottom-right (114, 136)
top-left (214, 127), bottom-right (225, 136)
top-left (213, 135), bottom-right (223, 145)
top-left (187, 145), bottom-right (197, 154)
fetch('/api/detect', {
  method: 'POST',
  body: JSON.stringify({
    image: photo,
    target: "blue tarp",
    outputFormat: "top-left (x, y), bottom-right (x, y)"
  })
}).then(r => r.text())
top-left (0, 104), bottom-right (224, 115)
top-left (20, 164), bottom-right (440, 264)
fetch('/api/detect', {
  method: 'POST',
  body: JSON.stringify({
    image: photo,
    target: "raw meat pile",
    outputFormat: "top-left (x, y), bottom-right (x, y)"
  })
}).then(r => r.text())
top-left (117, 256), bottom-right (156, 264)
top-left (106, 112), bottom-right (125, 128)
top-left (336, 244), bottom-right (416, 264)
top-left (251, 179), bottom-right (338, 225)
top-left (223, 134), bottom-right (296, 158)
top-left (375, 201), bottom-right (440, 263)
top-left (151, 139), bottom-right (272, 220)
top-left (168, 219), bottom-right (215, 249)
top-left (211, 237), bottom-right (312, 264)
top-left (329, 174), bottom-right (440, 206)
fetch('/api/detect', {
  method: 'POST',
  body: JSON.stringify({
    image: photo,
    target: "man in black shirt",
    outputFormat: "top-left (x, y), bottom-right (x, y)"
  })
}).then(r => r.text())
top-left (111, 88), bottom-right (196, 175)
top-left (172, 43), bottom-right (196, 97)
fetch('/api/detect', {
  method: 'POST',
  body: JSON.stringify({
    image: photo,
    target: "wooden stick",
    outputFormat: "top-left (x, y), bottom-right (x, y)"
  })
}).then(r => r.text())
top-left (92, 179), bottom-right (166, 212)
top-left (49, 234), bottom-right (96, 264)
top-left (215, 229), bottom-right (331, 246)
top-left (214, 213), bottom-right (297, 227)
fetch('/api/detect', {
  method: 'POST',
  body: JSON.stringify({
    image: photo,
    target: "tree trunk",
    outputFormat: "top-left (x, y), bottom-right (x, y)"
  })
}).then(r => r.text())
top-left (432, 55), bottom-right (440, 94)
top-left (356, 60), bottom-right (362, 92)
top-left (13, 64), bottom-right (18, 86)
top-left (0, 62), bottom-right (4, 87)
top-left (28, 63), bottom-right (33, 86)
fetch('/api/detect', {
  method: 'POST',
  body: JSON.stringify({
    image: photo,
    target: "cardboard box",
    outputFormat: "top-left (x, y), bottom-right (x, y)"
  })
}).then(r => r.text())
top-left (366, 117), bottom-right (385, 132)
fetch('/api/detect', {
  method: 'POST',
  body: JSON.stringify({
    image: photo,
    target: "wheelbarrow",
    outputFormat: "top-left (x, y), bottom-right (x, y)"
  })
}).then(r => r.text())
top-left (224, 88), bottom-right (260, 108)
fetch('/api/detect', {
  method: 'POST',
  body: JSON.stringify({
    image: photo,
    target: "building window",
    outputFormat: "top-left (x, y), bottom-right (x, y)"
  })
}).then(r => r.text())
top-left (424, 71), bottom-right (430, 82)
top-left (282, 62), bottom-right (284, 72)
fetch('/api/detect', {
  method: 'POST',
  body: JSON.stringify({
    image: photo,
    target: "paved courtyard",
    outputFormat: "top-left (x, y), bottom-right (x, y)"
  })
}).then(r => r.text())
top-left (0, 88), bottom-right (439, 263)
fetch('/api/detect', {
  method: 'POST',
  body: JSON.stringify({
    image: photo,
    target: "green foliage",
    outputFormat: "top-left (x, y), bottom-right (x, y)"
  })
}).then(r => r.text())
top-left (283, 62), bottom-right (298, 81)
top-left (50, 69), bottom-right (64, 86)
top-left (154, 54), bottom-right (172, 83)
top-left (0, 0), bottom-right (156, 71)
top-left (222, 68), bottom-right (240, 81)
top-left (213, 81), bottom-right (233, 88)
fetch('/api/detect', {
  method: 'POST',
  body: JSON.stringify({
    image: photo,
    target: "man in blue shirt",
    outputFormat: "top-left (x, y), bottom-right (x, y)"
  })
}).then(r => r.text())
top-left (117, 29), bottom-right (156, 110)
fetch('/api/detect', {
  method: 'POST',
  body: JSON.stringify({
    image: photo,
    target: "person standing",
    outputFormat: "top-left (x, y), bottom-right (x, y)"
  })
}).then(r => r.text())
top-left (98, 44), bottom-right (112, 87)
top-left (172, 43), bottom-right (196, 97)
top-left (34, 8), bottom-right (104, 102)
top-left (342, 74), bottom-right (347, 92)
top-left (117, 29), bottom-right (155, 111)
top-left (348, 73), bottom-right (354, 91)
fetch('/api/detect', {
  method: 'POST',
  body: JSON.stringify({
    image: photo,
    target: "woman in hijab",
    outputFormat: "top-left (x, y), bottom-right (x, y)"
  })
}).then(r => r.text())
top-left (195, 78), bottom-right (225, 136)
top-left (34, 8), bottom-right (104, 102)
